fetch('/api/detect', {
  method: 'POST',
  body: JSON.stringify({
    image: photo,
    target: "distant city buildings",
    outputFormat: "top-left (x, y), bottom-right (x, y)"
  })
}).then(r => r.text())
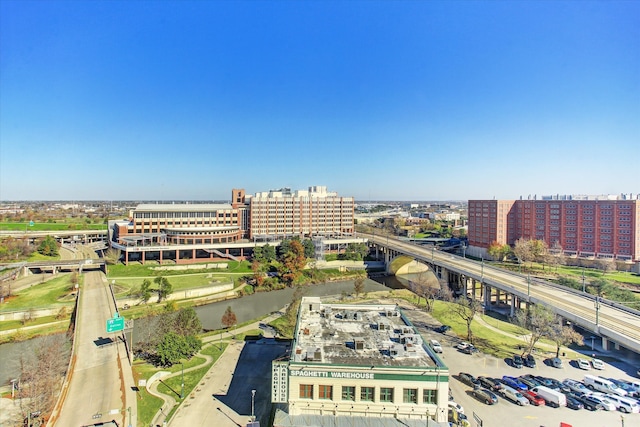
top-left (467, 194), bottom-right (640, 262)
top-left (109, 186), bottom-right (355, 264)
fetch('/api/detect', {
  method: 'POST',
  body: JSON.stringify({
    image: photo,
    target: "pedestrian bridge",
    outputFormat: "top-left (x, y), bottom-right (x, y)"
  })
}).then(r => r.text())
top-left (362, 233), bottom-right (640, 356)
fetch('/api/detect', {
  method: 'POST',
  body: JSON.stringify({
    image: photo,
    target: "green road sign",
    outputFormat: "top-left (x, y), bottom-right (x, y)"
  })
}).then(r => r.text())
top-left (106, 316), bottom-right (125, 333)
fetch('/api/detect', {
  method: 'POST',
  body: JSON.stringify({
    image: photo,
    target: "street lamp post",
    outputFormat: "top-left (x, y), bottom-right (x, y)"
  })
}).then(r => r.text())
top-left (251, 389), bottom-right (256, 422)
top-left (481, 257), bottom-right (484, 283)
top-left (180, 362), bottom-right (184, 399)
top-left (10, 378), bottom-right (17, 399)
top-left (127, 406), bottom-right (132, 427)
top-left (595, 297), bottom-right (601, 327)
top-left (582, 267), bottom-right (586, 293)
top-left (527, 273), bottom-right (531, 302)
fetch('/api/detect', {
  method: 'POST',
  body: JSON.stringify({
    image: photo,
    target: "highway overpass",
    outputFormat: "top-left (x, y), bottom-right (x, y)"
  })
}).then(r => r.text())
top-left (362, 233), bottom-right (640, 356)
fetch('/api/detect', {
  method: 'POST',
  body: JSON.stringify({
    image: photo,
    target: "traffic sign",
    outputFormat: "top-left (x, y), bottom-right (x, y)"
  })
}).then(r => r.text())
top-left (107, 316), bottom-right (125, 333)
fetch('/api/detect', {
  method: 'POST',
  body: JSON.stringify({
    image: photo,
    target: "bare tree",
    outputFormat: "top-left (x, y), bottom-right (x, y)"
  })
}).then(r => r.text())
top-left (353, 275), bottom-right (365, 298)
top-left (513, 238), bottom-right (534, 269)
top-left (595, 258), bottom-right (616, 275)
top-left (221, 306), bottom-right (237, 330)
top-left (17, 335), bottom-right (69, 424)
top-left (449, 297), bottom-right (483, 343)
top-left (408, 270), bottom-right (440, 312)
top-left (514, 304), bottom-right (556, 356)
top-left (548, 241), bottom-right (565, 272)
top-left (548, 322), bottom-right (584, 358)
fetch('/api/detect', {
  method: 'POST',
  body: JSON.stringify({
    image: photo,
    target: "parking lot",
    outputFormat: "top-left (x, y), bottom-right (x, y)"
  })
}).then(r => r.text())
top-left (403, 306), bottom-right (640, 427)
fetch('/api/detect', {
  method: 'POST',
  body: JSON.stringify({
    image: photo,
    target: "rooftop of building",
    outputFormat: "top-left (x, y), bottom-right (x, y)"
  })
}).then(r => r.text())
top-left (133, 203), bottom-right (233, 211)
top-left (292, 297), bottom-right (441, 369)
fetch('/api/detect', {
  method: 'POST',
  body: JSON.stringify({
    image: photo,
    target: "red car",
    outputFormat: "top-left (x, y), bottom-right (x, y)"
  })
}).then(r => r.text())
top-left (523, 390), bottom-right (546, 406)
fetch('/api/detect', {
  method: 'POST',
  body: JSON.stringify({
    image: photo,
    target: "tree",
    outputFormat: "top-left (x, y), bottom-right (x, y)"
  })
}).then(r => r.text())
top-left (487, 241), bottom-right (511, 261)
top-left (353, 275), bottom-right (365, 297)
top-left (302, 238), bottom-right (315, 258)
top-left (595, 258), bottom-right (616, 275)
top-left (450, 297), bottom-right (483, 343)
top-left (140, 279), bottom-right (152, 304)
top-left (285, 286), bottom-right (304, 324)
top-left (173, 307), bottom-right (202, 336)
top-left (251, 260), bottom-right (265, 286)
top-left (341, 243), bottom-right (369, 261)
top-left (155, 331), bottom-right (198, 367)
top-left (514, 304), bottom-right (556, 356)
top-left (154, 276), bottom-right (173, 302)
top-left (278, 239), bottom-right (307, 285)
top-left (37, 235), bottom-right (59, 257)
top-left (548, 323), bottom-right (583, 358)
top-left (104, 247), bottom-right (121, 265)
top-left (408, 270), bottom-right (439, 312)
top-left (252, 245), bottom-right (264, 262)
top-left (262, 244), bottom-right (277, 263)
top-left (221, 306), bottom-right (237, 329)
top-left (548, 241), bottom-right (565, 272)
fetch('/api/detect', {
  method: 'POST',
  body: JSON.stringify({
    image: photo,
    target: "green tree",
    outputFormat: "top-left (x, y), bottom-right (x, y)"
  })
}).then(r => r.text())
top-left (262, 244), bottom-right (276, 262)
top-left (341, 243), bottom-right (369, 261)
top-left (252, 245), bottom-right (264, 262)
top-left (140, 279), bottom-right (152, 304)
top-left (154, 276), bottom-right (173, 302)
top-left (37, 235), bottom-right (59, 257)
top-left (302, 239), bottom-right (315, 258)
top-left (487, 241), bottom-right (511, 261)
top-left (156, 332), bottom-right (188, 366)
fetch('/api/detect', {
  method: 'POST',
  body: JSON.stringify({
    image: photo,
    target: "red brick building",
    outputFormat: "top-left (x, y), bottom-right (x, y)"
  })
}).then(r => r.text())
top-left (468, 197), bottom-right (640, 262)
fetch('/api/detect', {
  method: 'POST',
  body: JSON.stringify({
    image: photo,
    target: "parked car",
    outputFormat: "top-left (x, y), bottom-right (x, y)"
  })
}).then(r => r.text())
top-left (500, 385), bottom-right (530, 406)
top-left (523, 390), bottom-right (546, 406)
top-left (577, 358), bottom-right (591, 370)
top-left (478, 376), bottom-right (503, 392)
top-left (461, 344), bottom-right (479, 354)
top-left (448, 401), bottom-right (465, 415)
top-left (429, 339), bottom-right (443, 353)
top-left (566, 396), bottom-right (584, 410)
top-left (591, 358), bottom-right (605, 370)
top-left (533, 376), bottom-right (554, 387)
top-left (518, 376), bottom-right (539, 390)
top-left (524, 353), bottom-right (536, 368)
top-left (472, 388), bottom-right (498, 405)
top-left (587, 394), bottom-right (617, 411)
top-left (458, 372), bottom-right (479, 388)
top-left (457, 341), bottom-right (472, 350)
top-left (562, 379), bottom-right (589, 394)
top-left (549, 357), bottom-right (563, 368)
top-left (501, 376), bottom-right (528, 391)
top-left (512, 354), bottom-right (524, 369)
top-left (435, 325), bottom-right (451, 333)
top-left (576, 394), bottom-right (603, 411)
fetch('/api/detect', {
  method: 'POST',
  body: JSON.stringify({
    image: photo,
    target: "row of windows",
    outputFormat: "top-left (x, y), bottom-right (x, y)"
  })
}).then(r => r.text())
top-left (298, 384), bottom-right (438, 404)
top-left (134, 211), bottom-right (234, 219)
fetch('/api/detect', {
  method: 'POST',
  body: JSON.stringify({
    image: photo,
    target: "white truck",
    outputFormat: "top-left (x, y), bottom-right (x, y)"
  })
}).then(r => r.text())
top-left (531, 385), bottom-right (566, 408)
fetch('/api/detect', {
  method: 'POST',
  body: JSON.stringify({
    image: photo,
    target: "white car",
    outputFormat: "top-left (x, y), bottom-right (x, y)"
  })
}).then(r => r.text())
top-left (588, 393), bottom-right (617, 411)
top-left (591, 358), bottom-right (605, 370)
top-left (577, 358), bottom-right (591, 370)
top-left (430, 339), bottom-right (443, 353)
top-left (448, 400), bottom-right (464, 414)
top-left (456, 341), bottom-right (471, 350)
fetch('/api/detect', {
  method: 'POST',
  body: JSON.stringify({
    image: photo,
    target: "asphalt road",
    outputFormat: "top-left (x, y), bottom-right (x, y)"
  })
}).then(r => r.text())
top-left (53, 271), bottom-right (125, 427)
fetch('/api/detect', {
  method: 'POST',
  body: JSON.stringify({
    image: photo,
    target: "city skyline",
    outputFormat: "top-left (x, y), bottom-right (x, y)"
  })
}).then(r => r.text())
top-left (1, 1), bottom-right (638, 201)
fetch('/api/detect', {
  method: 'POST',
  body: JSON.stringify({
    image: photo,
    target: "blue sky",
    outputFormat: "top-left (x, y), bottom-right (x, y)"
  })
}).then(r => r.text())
top-left (1, 1), bottom-right (638, 201)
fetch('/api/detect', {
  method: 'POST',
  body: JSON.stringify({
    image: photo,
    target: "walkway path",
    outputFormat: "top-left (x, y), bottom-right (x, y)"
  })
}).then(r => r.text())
top-left (147, 313), bottom-right (281, 427)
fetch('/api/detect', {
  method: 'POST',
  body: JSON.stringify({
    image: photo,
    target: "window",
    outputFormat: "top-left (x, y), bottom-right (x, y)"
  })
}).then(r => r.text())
top-left (299, 384), bottom-right (313, 399)
top-left (423, 389), bottom-right (438, 404)
top-left (380, 387), bottom-right (394, 403)
top-left (319, 385), bottom-right (333, 400)
top-left (342, 386), bottom-right (356, 401)
top-left (361, 387), bottom-right (375, 402)
top-left (403, 388), bottom-right (418, 404)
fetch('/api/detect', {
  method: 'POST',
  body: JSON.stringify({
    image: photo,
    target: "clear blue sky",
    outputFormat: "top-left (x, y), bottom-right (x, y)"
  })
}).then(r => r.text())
top-left (1, 0), bottom-right (638, 201)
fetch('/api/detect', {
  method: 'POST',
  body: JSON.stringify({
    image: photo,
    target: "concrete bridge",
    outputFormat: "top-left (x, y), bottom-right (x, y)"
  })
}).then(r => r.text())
top-left (363, 232), bottom-right (640, 355)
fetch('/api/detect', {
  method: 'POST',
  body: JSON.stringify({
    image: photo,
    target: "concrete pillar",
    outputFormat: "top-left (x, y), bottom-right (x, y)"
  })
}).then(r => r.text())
top-left (495, 289), bottom-right (500, 304)
top-left (192, 249), bottom-right (196, 261)
top-left (463, 278), bottom-right (469, 298)
top-left (141, 251), bottom-right (146, 264)
top-left (159, 250), bottom-right (163, 264)
top-left (510, 295), bottom-right (516, 317)
top-left (484, 285), bottom-right (491, 308)
top-left (125, 250), bottom-right (129, 265)
top-left (601, 337), bottom-right (608, 351)
top-left (176, 250), bottom-right (180, 263)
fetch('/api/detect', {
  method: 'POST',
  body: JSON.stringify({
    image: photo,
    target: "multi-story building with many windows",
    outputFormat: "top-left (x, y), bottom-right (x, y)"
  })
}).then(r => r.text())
top-left (467, 195), bottom-right (640, 262)
top-left (109, 186), bottom-right (355, 264)
top-left (272, 297), bottom-right (449, 427)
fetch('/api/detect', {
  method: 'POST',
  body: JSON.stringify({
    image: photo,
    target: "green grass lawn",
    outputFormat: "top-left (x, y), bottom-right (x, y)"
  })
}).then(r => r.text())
top-left (112, 274), bottom-right (232, 296)
top-left (107, 260), bottom-right (253, 278)
top-left (0, 222), bottom-right (107, 231)
top-left (0, 274), bottom-right (77, 311)
top-left (133, 342), bottom-right (227, 426)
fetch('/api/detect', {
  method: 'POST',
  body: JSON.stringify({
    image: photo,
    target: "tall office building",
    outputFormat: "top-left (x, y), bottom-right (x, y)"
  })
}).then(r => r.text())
top-left (468, 196), bottom-right (640, 262)
top-left (249, 186), bottom-right (355, 239)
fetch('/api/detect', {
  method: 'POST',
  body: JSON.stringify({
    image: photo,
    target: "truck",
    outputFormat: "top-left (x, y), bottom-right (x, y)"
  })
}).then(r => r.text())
top-left (531, 385), bottom-right (567, 408)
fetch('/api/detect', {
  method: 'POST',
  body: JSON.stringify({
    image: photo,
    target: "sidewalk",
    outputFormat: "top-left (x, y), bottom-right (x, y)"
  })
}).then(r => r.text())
top-left (147, 313), bottom-right (281, 427)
